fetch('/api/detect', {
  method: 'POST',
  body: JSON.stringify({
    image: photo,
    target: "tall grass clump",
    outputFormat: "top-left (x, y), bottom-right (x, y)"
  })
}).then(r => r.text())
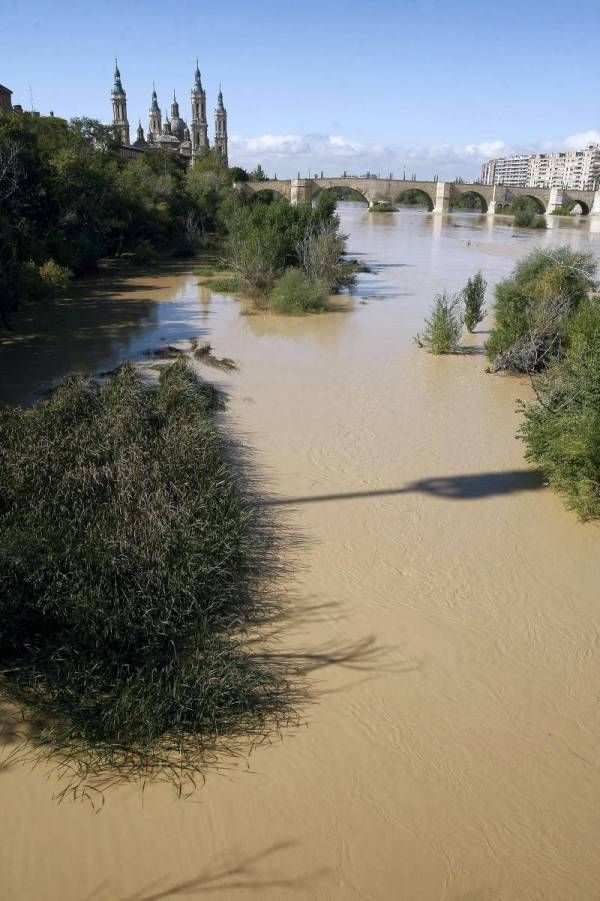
top-left (269, 268), bottom-right (329, 314)
top-left (0, 360), bottom-right (295, 795)
top-left (462, 271), bottom-right (487, 332)
top-left (519, 296), bottom-right (600, 520)
top-left (415, 292), bottom-right (463, 354)
top-left (486, 246), bottom-right (597, 372)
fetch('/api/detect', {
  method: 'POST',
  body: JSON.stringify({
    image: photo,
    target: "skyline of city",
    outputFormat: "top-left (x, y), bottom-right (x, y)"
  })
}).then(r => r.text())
top-left (2, 0), bottom-right (599, 179)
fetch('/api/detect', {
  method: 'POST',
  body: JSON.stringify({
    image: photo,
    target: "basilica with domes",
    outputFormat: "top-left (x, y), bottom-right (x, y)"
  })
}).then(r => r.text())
top-left (111, 60), bottom-right (228, 165)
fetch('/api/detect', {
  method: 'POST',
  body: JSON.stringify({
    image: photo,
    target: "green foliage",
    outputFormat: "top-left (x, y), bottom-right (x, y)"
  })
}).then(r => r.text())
top-left (514, 208), bottom-right (547, 229)
top-left (486, 247), bottom-right (597, 371)
top-left (463, 271), bottom-right (487, 332)
top-left (451, 192), bottom-right (486, 211)
top-left (519, 296), bottom-right (600, 519)
top-left (508, 195), bottom-right (545, 215)
top-left (229, 166), bottom-right (249, 183)
top-left (0, 111), bottom-right (231, 321)
top-left (369, 201), bottom-right (398, 212)
top-left (250, 163), bottom-right (267, 181)
top-left (395, 189), bottom-right (433, 210)
top-left (416, 292), bottom-right (463, 354)
top-left (269, 268), bottom-right (329, 314)
top-left (0, 360), bottom-right (292, 789)
top-left (222, 194), bottom-right (346, 296)
top-left (38, 259), bottom-right (73, 292)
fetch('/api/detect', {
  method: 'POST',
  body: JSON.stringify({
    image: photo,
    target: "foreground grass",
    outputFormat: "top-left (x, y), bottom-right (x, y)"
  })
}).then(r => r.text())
top-left (0, 359), bottom-right (296, 797)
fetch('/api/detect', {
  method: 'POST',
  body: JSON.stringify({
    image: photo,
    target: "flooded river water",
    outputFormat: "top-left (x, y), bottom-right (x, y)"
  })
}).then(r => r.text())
top-left (2, 206), bottom-right (600, 900)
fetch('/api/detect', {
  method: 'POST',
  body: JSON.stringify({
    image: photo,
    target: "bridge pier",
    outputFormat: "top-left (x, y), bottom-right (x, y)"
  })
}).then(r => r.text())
top-left (290, 178), bottom-right (313, 205)
top-left (592, 190), bottom-right (600, 217)
top-left (546, 187), bottom-right (565, 215)
top-left (433, 181), bottom-right (451, 214)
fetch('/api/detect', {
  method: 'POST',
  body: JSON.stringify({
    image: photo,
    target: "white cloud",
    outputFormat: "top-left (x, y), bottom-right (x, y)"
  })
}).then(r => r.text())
top-left (229, 129), bottom-right (599, 180)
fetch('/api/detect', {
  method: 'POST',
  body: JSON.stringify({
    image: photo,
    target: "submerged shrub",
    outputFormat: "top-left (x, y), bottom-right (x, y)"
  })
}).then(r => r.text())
top-left (269, 268), bottom-right (329, 314)
top-left (0, 360), bottom-right (293, 792)
top-left (416, 292), bottom-right (463, 354)
top-left (462, 271), bottom-right (487, 332)
top-left (486, 246), bottom-right (597, 372)
top-left (519, 296), bottom-right (600, 520)
top-left (514, 209), bottom-right (546, 229)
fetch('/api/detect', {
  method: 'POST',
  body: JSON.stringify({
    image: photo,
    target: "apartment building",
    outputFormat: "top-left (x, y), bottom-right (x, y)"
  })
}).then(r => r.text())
top-left (481, 144), bottom-right (600, 191)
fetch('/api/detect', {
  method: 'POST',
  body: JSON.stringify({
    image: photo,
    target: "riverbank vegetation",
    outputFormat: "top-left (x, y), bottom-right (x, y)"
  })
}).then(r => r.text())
top-left (485, 247), bottom-right (597, 372)
top-left (221, 192), bottom-right (356, 313)
top-left (0, 109), bottom-right (354, 322)
top-left (0, 359), bottom-right (296, 793)
top-left (483, 246), bottom-right (600, 519)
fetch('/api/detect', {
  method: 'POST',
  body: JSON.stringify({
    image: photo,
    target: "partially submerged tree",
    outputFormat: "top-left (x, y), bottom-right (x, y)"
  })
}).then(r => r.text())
top-left (486, 247), bottom-right (597, 372)
top-left (415, 292), bottom-right (463, 354)
top-left (463, 271), bottom-right (487, 332)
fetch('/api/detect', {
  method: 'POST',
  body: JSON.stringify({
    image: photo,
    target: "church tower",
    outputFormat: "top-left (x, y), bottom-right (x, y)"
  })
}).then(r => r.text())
top-left (111, 59), bottom-right (130, 145)
top-left (148, 85), bottom-right (162, 142)
top-left (190, 61), bottom-right (209, 161)
top-left (214, 85), bottom-right (228, 166)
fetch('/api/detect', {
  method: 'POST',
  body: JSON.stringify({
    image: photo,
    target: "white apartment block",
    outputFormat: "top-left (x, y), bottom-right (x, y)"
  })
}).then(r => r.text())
top-left (481, 144), bottom-right (600, 191)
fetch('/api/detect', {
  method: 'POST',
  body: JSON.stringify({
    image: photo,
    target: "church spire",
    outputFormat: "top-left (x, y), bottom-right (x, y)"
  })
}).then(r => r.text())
top-left (190, 60), bottom-right (209, 162)
top-left (214, 84), bottom-right (228, 166)
top-left (111, 59), bottom-right (129, 145)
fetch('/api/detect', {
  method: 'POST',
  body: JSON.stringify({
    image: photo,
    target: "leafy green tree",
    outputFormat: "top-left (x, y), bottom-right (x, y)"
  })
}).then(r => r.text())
top-left (519, 296), bottom-right (600, 519)
top-left (250, 163), bottom-right (267, 181)
top-left (416, 293), bottom-right (463, 354)
top-left (463, 271), bottom-right (487, 332)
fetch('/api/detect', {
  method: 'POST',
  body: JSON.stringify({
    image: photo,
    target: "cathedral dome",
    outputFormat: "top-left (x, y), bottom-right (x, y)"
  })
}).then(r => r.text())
top-left (170, 116), bottom-right (188, 141)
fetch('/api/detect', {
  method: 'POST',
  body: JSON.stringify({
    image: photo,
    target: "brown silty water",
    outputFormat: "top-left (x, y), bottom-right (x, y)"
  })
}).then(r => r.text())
top-left (1, 207), bottom-right (600, 900)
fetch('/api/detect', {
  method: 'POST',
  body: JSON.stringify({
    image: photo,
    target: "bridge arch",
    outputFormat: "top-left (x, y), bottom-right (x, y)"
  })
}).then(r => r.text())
top-left (562, 198), bottom-right (591, 216)
top-left (311, 185), bottom-right (369, 205)
top-left (450, 190), bottom-right (489, 213)
top-left (394, 187), bottom-right (435, 211)
top-left (248, 187), bottom-right (289, 204)
top-left (509, 194), bottom-right (546, 214)
top-left (241, 181), bottom-right (291, 203)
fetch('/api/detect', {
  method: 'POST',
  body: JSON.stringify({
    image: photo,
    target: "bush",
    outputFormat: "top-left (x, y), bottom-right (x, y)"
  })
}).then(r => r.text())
top-left (38, 259), bottom-right (73, 293)
top-left (369, 201), bottom-right (398, 213)
top-left (269, 268), bottom-right (329, 314)
top-left (462, 271), bottom-right (487, 332)
top-left (519, 296), bottom-right (600, 519)
top-left (0, 360), bottom-right (292, 791)
top-left (514, 209), bottom-right (546, 229)
top-left (416, 292), bottom-right (463, 354)
top-left (486, 246), bottom-right (597, 371)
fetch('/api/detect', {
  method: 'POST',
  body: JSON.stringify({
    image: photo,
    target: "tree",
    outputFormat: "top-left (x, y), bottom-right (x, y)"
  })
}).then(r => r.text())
top-left (463, 271), bottom-right (487, 332)
top-left (250, 163), bottom-right (267, 181)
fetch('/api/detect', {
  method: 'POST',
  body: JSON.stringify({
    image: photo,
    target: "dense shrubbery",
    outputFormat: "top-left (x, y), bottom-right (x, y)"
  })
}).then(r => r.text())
top-left (485, 247), bottom-right (597, 372)
top-left (416, 292), bottom-right (463, 354)
top-left (222, 190), bottom-right (354, 311)
top-left (270, 268), bottom-right (329, 314)
top-left (519, 296), bottom-right (600, 519)
top-left (0, 360), bottom-right (293, 790)
top-left (514, 208), bottom-right (547, 229)
top-left (0, 111), bottom-right (230, 322)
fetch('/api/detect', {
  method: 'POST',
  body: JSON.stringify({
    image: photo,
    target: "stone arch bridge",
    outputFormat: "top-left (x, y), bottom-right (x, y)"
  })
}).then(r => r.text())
top-left (238, 177), bottom-right (600, 216)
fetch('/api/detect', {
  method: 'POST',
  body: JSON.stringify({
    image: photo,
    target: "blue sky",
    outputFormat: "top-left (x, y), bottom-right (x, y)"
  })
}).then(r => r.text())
top-left (2, 0), bottom-right (599, 179)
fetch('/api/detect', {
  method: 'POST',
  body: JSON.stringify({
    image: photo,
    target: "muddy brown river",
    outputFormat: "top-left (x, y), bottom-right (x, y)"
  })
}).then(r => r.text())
top-left (2, 207), bottom-right (600, 900)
